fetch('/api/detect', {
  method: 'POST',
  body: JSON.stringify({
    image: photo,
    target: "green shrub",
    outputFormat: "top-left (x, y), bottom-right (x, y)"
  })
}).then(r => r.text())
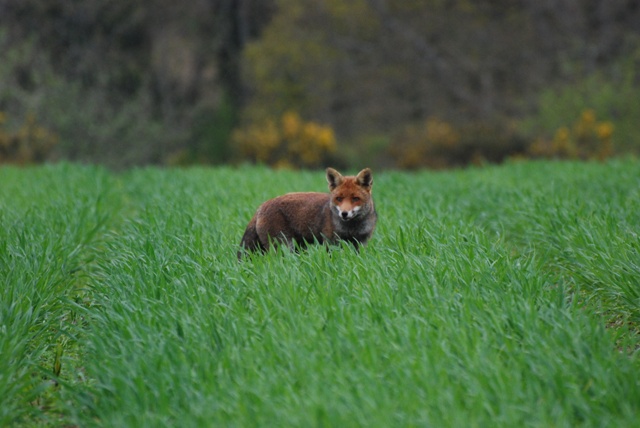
top-left (522, 48), bottom-right (640, 155)
top-left (0, 31), bottom-right (184, 167)
top-left (528, 109), bottom-right (614, 160)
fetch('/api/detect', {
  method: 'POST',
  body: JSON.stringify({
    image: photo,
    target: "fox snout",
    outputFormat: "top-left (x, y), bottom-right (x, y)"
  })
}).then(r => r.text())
top-left (336, 206), bottom-right (360, 221)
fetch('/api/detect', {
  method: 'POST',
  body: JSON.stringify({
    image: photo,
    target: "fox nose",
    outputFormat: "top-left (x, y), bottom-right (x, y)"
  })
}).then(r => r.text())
top-left (341, 211), bottom-right (349, 219)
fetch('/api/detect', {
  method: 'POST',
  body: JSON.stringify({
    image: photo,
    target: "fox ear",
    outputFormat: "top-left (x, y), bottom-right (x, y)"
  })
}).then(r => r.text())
top-left (356, 168), bottom-right (373, 189)
top-left (326, 167), bottom-right (343, 190)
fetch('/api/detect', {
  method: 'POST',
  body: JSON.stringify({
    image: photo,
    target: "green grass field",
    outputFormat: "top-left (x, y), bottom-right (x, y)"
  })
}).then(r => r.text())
top-left (1, 160), bottom-right (639, 427)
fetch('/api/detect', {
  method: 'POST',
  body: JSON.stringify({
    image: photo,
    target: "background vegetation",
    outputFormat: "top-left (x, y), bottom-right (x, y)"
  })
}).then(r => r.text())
top-left (1, 161), bottom-right (639, 426)
top-left (1, 0), bottom-right (639, 168)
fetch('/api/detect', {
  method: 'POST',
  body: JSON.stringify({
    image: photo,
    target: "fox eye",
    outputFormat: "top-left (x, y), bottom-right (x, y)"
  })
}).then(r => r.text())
top-left (352, 197), bottom-right (360, 202)
top-left (336, 197), bottom-right (343, 202)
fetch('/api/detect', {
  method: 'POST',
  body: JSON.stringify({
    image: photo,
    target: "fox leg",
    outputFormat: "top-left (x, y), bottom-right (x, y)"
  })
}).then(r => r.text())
top-left (267, 231), bottom-right (297, 253)
top-left (238, 216), bottom-right (265, 259)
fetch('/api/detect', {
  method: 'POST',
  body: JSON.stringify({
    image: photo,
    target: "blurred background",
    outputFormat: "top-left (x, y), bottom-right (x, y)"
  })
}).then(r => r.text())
top-left (1, 0), bottom-right (639, 169)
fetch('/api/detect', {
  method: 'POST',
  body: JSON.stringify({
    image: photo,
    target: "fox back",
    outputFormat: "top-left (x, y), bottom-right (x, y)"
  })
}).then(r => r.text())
top-left (238, 168), bottom-right (376, 258)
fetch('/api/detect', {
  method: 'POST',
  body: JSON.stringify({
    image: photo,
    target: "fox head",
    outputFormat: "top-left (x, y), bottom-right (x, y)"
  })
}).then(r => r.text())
top-left (326, 167), bottom-right (374, 221)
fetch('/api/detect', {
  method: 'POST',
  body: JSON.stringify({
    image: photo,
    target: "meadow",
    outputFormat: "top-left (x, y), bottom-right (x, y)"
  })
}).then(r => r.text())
top-left (1, 160), bottom-right (639, 427)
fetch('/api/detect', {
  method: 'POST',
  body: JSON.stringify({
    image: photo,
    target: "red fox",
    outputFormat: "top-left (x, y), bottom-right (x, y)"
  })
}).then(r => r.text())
top-left (238, 168), bottom-right (377, 258)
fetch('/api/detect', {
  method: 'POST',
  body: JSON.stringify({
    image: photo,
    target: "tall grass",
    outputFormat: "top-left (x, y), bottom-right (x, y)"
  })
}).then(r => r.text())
top-left (0, 164), bottom-right (116, 425)
top-left (1, 161), bottom-right (639, 426)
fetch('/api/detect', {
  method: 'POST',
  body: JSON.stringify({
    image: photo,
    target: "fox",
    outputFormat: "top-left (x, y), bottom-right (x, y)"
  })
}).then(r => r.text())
top-left (238, 167), bottom-right (377, 259)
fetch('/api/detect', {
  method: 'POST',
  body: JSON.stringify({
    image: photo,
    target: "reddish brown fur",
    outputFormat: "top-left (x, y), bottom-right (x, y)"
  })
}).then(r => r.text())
top-left (238, 168), bottom-right (376, 258)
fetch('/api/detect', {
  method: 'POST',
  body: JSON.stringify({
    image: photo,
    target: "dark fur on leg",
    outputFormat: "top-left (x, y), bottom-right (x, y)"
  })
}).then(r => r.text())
top-left (237, 216), bottom-right (265, 259)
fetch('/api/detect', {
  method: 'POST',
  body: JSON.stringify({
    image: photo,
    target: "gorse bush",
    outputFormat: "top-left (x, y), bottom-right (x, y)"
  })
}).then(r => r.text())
top-left (390, 118), bottom-right (460, 169)
top-left (233, 111), bottom-right (337, 168)
top-left (389, 108), bottom-right (618, 170)
top-left (390, 118), bottom-right (527, 169)
top-left (529, 109), bottom-right (615, 160)
top-left (523, 50), bottom-right (640, 156)
top-left (0, 112), bottom-right (58, 164)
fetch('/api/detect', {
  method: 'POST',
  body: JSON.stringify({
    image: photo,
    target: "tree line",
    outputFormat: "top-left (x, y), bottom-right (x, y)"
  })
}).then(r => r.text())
top-left (1, 0), bottom-right (639, 168)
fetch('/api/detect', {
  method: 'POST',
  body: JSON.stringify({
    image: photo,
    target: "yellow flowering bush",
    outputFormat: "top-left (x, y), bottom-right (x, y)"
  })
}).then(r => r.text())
top-left (0, 112), bottom-right (58, 164)
top-left (390, 118), bottom-right (461, 169)
top-left (233, 111), bottom-right (337, 168)
top-left (529, 109), bottom-right (614, 160)
top-left (390, 118), bottom-right (529, 169)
